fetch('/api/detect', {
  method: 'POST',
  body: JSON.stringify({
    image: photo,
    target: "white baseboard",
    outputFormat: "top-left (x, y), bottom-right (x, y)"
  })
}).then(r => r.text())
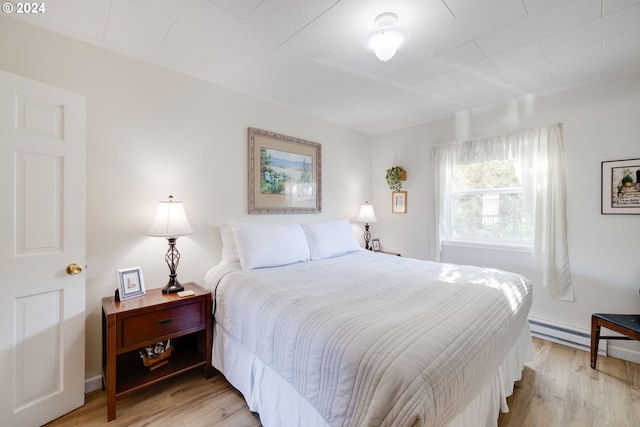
top-left (529, 317), bottom-right (640, 364)
top-left (528, 318), bottom-right (599, 353)
top-left (85, 375), bottom-right (102, 394)
top-left (608, 344), bottom-right (640, 364)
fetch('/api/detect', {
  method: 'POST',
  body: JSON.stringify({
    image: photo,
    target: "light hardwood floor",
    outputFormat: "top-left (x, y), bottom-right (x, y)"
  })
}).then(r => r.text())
top-left (45, 337), bottom-right (639, 427)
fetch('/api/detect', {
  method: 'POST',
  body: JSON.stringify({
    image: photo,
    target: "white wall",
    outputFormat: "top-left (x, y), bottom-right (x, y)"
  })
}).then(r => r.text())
top-left (372, 73), bottom-right (640, 359)
top-left (0, 16), bottom-right (372, 382)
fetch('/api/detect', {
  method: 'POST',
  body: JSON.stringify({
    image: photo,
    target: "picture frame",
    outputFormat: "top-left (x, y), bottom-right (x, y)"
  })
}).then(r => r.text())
top-left (371, 238), bottom-right (381, 252)
top-left (601, 158), bottom-right (640, 215)
top-left (248, 127), bottom-right (322, 214)
top-left (392, 191), bottom-right (407, 214)
top-left (116, 266), bottom-right (146, 300)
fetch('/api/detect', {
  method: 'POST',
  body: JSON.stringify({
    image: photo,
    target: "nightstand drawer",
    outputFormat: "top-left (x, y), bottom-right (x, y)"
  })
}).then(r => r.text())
top-left (119, 299), bottom-right (205, 349)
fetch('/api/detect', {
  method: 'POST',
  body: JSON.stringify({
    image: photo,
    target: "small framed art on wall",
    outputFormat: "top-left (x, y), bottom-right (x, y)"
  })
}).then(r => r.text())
top-left (601, 158), bottom-right (640, 215)
top-left (392, 191), bottom-right (407, 214)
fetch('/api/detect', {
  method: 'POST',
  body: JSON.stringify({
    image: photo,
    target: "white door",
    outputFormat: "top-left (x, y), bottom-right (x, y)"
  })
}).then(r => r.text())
top-left (0, 70), bottom-right (86, 426)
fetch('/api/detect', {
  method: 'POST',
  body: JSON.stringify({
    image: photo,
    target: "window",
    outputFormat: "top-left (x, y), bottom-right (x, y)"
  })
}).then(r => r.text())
top-left (448, 159), bottom-right (533, 246)
top-left (431, 124), bottom-right (574, 300)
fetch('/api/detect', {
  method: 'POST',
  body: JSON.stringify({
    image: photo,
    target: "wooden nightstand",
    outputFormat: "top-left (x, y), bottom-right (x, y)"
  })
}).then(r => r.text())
top-left (101, 282), bottom-right (212, 421)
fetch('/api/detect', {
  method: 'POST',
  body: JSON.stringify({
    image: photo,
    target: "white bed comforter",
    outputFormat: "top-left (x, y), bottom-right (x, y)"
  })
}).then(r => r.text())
top-left (207, 251), bottom-right (532, 427)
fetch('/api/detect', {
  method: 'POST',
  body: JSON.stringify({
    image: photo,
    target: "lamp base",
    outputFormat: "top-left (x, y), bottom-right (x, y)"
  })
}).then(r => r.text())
top-left (162, 275), bottom-right (184, 294)
top-left (363, 223), bottom-right (372, 250)
top-left (162, 238), bottom-right (184, 294)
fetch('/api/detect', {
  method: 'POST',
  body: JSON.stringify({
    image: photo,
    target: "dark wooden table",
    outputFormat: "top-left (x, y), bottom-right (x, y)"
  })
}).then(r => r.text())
top-left (101, 282), bottom-right (212, 421)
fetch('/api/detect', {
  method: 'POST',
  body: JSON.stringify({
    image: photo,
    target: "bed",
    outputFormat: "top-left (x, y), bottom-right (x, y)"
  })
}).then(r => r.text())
top-left (204, 220), bottom-right (532, 427)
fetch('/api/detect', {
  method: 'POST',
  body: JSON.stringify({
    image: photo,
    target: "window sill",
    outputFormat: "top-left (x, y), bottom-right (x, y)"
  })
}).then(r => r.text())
top-left (442, 239), bottom-right (533, 254)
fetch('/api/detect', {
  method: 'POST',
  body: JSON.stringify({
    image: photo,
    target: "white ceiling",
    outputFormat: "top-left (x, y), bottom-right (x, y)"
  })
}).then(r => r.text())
top-left (8, 0), bottom-right (640, 135)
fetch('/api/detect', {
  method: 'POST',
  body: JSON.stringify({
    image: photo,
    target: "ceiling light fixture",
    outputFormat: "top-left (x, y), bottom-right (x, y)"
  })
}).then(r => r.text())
top-left (365, 12), bottom-right (409, 62)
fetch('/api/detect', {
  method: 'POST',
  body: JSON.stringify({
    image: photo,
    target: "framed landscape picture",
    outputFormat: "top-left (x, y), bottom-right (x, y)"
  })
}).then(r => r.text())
top-left (248, 127), bottom-right (322, 214)
top-left (601, 158), bottom-right (640, 215)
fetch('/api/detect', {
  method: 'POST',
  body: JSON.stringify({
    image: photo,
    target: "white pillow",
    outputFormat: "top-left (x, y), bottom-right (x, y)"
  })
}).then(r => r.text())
top-left (219, 221), bottom-right (239, 265)
top-left (301, 219), bottom-right (361, 260)
top-left (233, 222), bottom-right (310, 269)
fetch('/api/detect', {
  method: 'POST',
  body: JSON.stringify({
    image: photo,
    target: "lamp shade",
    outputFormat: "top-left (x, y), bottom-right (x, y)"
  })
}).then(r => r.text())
top-left (365, 13), bottom-right (409, 62)
top-left (356, 202), bottom-right (377, 224)
top-left (147, 196), bottom-right (193, 238)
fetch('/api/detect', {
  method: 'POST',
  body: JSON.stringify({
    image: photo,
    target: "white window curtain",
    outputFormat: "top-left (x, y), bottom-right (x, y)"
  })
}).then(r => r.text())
top-left (431, 123), bottom-right (574, 301)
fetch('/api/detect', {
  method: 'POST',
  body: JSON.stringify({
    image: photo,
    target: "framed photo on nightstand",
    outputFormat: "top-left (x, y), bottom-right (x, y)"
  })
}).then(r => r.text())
top-left (371, 238), bottom-right (381, 252)
top-left (116, 266), bottom-right (146, 300)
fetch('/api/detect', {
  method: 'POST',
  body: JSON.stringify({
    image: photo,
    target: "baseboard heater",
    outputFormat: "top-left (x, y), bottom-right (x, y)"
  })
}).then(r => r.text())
top-left (528, 318), bottom-right (606, 355)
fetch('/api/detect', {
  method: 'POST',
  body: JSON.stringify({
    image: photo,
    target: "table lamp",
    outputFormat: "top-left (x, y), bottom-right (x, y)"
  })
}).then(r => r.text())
top-left (147, 195), bottom-right (193, 293)
top-left (356, 201), bottom-right (377, 250)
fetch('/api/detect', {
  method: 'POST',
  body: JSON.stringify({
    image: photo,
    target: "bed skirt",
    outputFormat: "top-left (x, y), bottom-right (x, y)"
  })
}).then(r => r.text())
top-left (212, 321), bottom-right (533, 427)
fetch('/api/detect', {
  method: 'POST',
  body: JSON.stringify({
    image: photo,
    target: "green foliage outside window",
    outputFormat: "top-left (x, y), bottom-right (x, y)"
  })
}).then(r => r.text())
top-left (449, 160), bottom-right (533, 245)
top-left (453, 160), bottom-right (517, 190)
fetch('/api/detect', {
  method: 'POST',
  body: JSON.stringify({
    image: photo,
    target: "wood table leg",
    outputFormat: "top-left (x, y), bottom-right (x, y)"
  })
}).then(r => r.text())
top-left (590, 315), bottom-right (601, 369)
top-left (106, 311), bottom-right (116, 421)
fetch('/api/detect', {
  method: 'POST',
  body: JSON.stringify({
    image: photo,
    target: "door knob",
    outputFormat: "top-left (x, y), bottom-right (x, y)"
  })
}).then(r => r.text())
top-left (66, 263), bottom-right (83, 275)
